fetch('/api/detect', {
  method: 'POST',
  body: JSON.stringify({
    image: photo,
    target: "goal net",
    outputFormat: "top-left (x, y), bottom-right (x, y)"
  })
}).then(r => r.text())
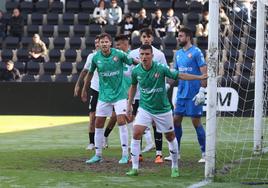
top-left (213, 0), bottom-right (268, 183)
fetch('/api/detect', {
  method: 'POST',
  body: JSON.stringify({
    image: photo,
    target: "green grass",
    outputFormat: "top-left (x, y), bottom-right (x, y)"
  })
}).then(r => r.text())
top-left (0, 116), bottom-right (267, 188)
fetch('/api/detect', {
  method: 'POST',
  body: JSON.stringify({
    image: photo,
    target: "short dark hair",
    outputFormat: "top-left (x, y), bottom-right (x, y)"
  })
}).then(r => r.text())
top-left (140, 44), bottom-right (152, 53)
top-left (95, 35), bottom-right (100, 40)
top-left (5, 60), bottom-right (14, 64)
top-left (140, 28), bottom-right (153, 36)
top-left (179, 27), bottom-right (193, 40)
top-left (114, 34), bottom-right (129, 42)
top-left (99, 33), bottom-right (112, 42)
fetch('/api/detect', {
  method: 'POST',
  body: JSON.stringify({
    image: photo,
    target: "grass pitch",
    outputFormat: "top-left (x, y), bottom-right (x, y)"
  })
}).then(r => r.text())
top-left (0, 116), bottom-right (267, 188)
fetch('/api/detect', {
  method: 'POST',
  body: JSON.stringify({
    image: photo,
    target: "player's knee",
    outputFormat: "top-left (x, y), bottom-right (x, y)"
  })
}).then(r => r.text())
top-left (165, 131), bottom-right (175, 142)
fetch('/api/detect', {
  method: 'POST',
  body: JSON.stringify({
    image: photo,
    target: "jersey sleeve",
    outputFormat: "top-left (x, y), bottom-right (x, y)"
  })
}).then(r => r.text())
top-left (88, 55), bottom-right (97, 73)
top-left (119, 49), bottom-right (133, 65)
top-left (195, 48), bottom-right (207, 67)
top-left (174, 51), bottom-right (179, 70)
top-left (83, 53), bottom-right (93, 70)
top-left (163, 64), bottom-right (178, 80)
top-left (131, 69), bottom-right (138, 85)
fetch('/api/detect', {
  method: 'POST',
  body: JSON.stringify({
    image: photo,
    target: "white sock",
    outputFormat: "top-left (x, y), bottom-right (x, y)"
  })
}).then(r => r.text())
top-left (168, 138), bottom-right (179, 168)
top-left (131, 139), bottom-right (141, 169)
top-left (144, 128), bottom-right (153, 145)
top-left (95, 128), bottom-right (104, 157)
top-left (119, 124), bottom-right (128, 157)
top-left (156, 150), bottom-right (162, 156)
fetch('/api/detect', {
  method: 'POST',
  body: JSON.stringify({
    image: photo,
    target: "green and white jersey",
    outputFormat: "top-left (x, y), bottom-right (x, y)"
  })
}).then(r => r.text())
top-left (123, 49), bottom-right (133, 91)
top-left (132, 61), bottom-right (178, 114)
top-left (89, 48), bottom-right (133, 102)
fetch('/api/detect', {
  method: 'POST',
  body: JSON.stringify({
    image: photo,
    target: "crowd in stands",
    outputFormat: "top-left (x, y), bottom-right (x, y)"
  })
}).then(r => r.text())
top-left (0, 0), bottom-right (257, 84)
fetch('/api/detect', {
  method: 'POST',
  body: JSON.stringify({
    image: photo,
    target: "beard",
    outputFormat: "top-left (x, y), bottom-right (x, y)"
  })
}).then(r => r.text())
top-left (179, 41), bottom-right (187, 47)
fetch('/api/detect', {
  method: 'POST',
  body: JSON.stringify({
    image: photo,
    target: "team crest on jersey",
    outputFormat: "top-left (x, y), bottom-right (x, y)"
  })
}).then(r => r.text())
top-left (113, 56), bottom-right (119, 62)
top-left (154, 73), bottom-right (160, 78)
top-left (97, 60), bottom-right (101, 64)
top-left (188, 53), bottom-right (192, 58)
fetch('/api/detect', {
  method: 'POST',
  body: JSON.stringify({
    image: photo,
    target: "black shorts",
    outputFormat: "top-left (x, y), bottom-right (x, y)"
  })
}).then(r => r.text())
top-left (132, 99), bottom-right (139, 116)
top-left (88, 88), bottom-right (99, 112)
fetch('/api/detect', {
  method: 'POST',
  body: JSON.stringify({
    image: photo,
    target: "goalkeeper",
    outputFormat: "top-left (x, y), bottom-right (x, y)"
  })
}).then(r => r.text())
top-left (165, 27), bottom-right (207, 163)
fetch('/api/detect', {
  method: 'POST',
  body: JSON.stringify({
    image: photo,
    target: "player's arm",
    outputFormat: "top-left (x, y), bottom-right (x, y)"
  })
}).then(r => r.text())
top-left (74, 69), bottom-right (88, 97)
top-left (127, 84), bottom-right (137, 118)
top-left (200, 65), bottom-right (207, 87)
top-left (81, 71), bottom-right (93, 102)
top-left (178, 73), bottom-right (208, 80)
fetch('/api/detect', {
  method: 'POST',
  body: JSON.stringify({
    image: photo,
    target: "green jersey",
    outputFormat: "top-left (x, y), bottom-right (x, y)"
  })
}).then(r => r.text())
top-left (132, 61), bottom-right (178, 114)
top-left (123, 50), bottom-right (132, 91)
top-left (89, 48), bottom-right (133, 102)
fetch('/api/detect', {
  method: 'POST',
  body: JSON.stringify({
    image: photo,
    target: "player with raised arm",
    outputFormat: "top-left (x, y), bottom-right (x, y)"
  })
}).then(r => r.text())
top-left (165, 27), bottom-right (207, 163)
top-left (81, 33), bottom-right (138, 164)
top-left (128, 28), bottom-right (168, 163)
top-left (126, 44), bottom-right (207, 177)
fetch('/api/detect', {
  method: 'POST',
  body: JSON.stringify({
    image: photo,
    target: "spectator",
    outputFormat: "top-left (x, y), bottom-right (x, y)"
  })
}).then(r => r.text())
top-left (28, 34), bottom-right (48, 63)
top-left (0, 60), bottom-right (21, 82)
top-left (220, 7), bottom-right (230, 37)
top-left (233, 0), bottom-right (253, 23)
top-left (8, 8), bottom-right (24, 40)
top-left (151, 9), bottom-right (166, 38)
top-left (107, 0), bottom-right (122, 25)
top-left (0, 10), bottom-right (6, 38)
top-left (195, 11), bottom-right (209, 37)
top-left (93, 0), bottom-right (108, 25)
top-left (166, 8), bottom-right (180, 37)
top-left (132, 8), bottom-right (151, 38)
top-left (118, 13), bottom-right (134, 38)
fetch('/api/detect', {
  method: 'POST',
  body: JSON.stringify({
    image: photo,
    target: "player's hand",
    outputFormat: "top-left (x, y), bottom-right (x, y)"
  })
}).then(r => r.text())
top-left (200, 73), bottom-right (208, 80)
top-left (81, 88), bottom-right (87, 102)
top-left (126, 104), bottom-right (133, 119)
top-left (192, 87), bottom-right (206, 106)
top-left (74, 85), bottom-right (80, 97)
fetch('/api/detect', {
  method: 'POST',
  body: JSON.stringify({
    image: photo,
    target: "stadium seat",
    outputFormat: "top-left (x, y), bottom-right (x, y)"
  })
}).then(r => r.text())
top-left (35, 0), bottom-right (49, 13)
top-left (188, 1), bottom-right (203, 13)
top-left (73, 25), bottom-right (86, 37)
top-left (14, 62), bottom-right (26, 74)
top-left (21, 74), bottom-right (36, 82)
top-left (162, 36), bottom-right (177, 50)
top-left (20, 1), bottom-right (33, 14)
top-left (53, 37), bottom-right (66, 49)
top-left (174, 1), bottom-right (188, 14)
top-left (41, 37), bottom-right (50, 49)
top-left (81, 48), bottom-right (92, 63)
top-left (49, 49), bottom-right (61, 62)
top-left (81, 1), bottom-right (96, 13)
top-left (0, 38), bottom-right (2, 50)
top-left (196, 36), bottom-right (208, 51)
top-left (64, 49), bottom-right (77, 62)
top-left (16, 49), bottom-right (30, 63)
top-left (55, 74), bottom-right (69, 82)
top-left (162, 49), bottom-right (174, 63)
top-left (6, 1), bottom-right (19, 13)
top-left (4, 37), bottom-right (19, 49)
top-left (66, 1), bottom-right (80, 13)
top-left (0, 61), bottom-right (5, 71)
top-left (70, 73), bottom-right (79, 82)
top-left (49, 1), bottom-right (63, 13)
top-left (186, 12), bottom-right (201, 26)
top-left (156, 1), bottom-right (172, 15)
top-left (43, 62), bottom-right (56, 75)
top-left (47, 13), bottom-right (59, 25)
top-left (131, 36), bottom-right (141, 49)
top-left (143, 1), bottom-right (157, 15)
top-left (26, 61), bottom-right (40, 75)
top-left (31, 13), bottom-right (44, 25)
top-left (152, 37), bottom-right (162, 49)
top-left (1, 49), bottom-right (13, 62)
top-left (27, 25), bottom-right (40, 37)
top-left (245, 37), bottom-right (256, 49)
top-left (69, 37), bottom-right (82, 49)
top-left (243, 49), bottom-right (255, 63)
top-left (60, 62), bottom-right (73, 75)
top-left (39, 74), bottom-right (53, 82)
top-left (42, 25), bottom-right (55, 37)
top-left (103, 25), bottom-right (117, 38)
top-left (85, 37), bottom-right (96, 49)
top-left (62, 13), bottom-right (75, 25)
top-left (77, 13), bottom-right (90, 25)
top-left (76, 61), bottom-right (85, 73)
top-left (128, 1), bottom-right (141, 14)
top-left (88, 24), bottom-right (102, 36)
top-left (57, 25), bottom-right (70, 37)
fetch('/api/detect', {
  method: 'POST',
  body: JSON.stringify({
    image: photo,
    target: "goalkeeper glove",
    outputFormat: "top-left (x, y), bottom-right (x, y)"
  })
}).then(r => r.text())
top-left (192, 87), bottom-right (206, 106)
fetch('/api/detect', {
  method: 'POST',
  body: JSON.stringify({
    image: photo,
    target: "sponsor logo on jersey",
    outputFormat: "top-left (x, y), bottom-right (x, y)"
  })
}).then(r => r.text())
top-left (113, 56), bottom-right (119, 62)
top-left (140, 87), bottom-right (163, 94)
top-left (154, 73), bottom-right (160, 78)
top-left (178, 67), bottom-right (193, 72)
top-left (188, 53), bottom-right (192, 58)
top-left (100, 71), bottom-right (120, 77)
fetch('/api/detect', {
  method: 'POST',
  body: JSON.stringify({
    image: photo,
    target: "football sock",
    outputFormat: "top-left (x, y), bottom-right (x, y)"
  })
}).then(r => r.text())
top-left (104, 127), bottom-right (113, 137)
top-left (153, 126), bottom-right (162, 155)
top-left (131, 139), bottom-right (141, 169)
top-left (119, 125), bottom-right (128, 157)
top-left (89, 132), bottom-right (95, 144)
top-left (174, 124), bottom-right (182, 151)
top-left (195, 125), bottom-right (206, 153)
top-left (168, 138), bottom-right (179, 168)
top-left (95, 128), bottom-right (104, 156)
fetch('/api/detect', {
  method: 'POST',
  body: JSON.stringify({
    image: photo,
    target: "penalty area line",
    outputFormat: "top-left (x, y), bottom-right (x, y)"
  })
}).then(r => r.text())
top-left (187, 179), bottom-right (212, 188)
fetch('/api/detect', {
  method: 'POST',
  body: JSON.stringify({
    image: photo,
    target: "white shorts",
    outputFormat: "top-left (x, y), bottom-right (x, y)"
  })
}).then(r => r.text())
top-left (96, 99), bottom-right (127, 117)
top-left (134, 107), bottom-right (174, 133)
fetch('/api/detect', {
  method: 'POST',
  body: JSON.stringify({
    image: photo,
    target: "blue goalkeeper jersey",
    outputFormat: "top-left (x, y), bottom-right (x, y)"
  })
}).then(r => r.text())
top-left (174, 45), bottom-right (206, 99)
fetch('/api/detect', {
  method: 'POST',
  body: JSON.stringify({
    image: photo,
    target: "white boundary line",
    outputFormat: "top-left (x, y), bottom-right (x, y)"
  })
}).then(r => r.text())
top-left (187, 179), bottom-right (212, 188)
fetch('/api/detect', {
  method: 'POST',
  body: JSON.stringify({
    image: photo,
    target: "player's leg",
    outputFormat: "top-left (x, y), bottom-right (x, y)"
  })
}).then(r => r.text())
top-left (187, 99), bottom-right (206, 163)
top-left (86, 88), bottom-right (98, 150)
top-left (165, 100), bottom-right (185, 161)
top-left (103, 111), bottom-right (117, 148)
top-left (141, 128), bottom-right (154, 153)
top-left (126, 107), bottom-right (151, 176)
top-left (153, 110), bottom-right (179, 177)
top-left (86, 101), bottom-right (113, 164)
top-left (152, 122), bottom-right (163, 163)
top-left (114, 99), bottom-right (129, 164)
